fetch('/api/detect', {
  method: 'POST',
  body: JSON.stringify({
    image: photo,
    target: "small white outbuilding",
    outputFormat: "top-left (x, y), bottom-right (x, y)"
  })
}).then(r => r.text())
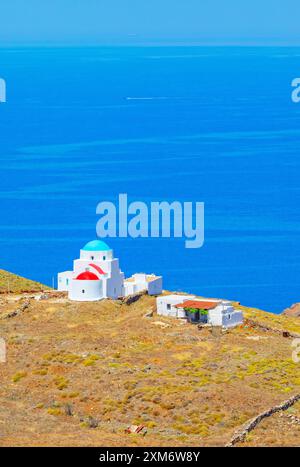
top-left (123, 273), bottom-right (162, 296)
top-left (207, 301), bottom-right (244, 328)
top-left (156, 295), bottom-right (243, 328)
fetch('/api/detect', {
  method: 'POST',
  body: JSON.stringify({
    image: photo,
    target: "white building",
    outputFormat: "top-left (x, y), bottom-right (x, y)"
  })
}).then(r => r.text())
top-left (156, 294), bottom-right (196, 318)
top-left (156, 295), bottom-right (243, 328)
top-left (123, 273), bottom-right (162, 297)
top-left (58, 240), bottom-right (163, 301)
top-left (207, 301), bottom-right (243, 328)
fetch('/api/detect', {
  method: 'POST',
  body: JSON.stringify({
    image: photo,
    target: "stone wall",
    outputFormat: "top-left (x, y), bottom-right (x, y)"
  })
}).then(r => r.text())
top-left (226, 393), bottom-right (300, 446)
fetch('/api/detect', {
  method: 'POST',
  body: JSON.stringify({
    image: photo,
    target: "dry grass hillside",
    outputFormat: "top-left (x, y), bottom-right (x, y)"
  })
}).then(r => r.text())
top-left (0, 269), bottom-right (50, 294)
top-left (0, 284), bottom-right (300, 446)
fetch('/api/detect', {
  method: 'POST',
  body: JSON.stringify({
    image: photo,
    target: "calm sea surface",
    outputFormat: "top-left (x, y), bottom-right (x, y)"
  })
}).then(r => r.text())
top-left (0, 46), bottom-right (300, 313)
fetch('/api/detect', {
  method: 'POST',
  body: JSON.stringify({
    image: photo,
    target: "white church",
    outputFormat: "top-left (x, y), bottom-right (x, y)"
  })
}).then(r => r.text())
top-left (57, 240), bottom-right (162, 301)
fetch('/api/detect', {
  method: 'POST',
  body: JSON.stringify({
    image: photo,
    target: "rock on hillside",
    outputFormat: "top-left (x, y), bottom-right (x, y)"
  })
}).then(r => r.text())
top-left (282, 303), bottom-right (300, 318)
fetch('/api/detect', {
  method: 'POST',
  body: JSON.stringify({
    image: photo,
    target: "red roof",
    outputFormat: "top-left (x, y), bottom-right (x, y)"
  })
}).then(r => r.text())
top-left (89, 263), bottom-right (106, 275)
top-left (175, 300), bottom-right (220, 310)
top-left (76, 271), bottom-right (100, 281)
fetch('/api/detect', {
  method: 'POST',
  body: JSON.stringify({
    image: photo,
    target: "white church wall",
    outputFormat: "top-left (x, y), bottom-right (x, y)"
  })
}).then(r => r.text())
top-left (110, 259), bottom-right (122, 274)
top-left (57, 271), bottom-right (73, 291)
top-left (69, 279), bottom-right (103, 301)
top-left (73, 259), bottom-right (110, 276)
top-left (79, 249), bottom-right (113, 261)
top-left (105, 261), bottom-right (124, 299)
top-left (106, 273), bottom-right (124, 299)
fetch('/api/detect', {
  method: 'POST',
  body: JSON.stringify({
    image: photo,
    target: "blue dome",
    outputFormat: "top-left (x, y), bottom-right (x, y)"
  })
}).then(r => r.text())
top-left (82, 240), bottom-right (111, 251)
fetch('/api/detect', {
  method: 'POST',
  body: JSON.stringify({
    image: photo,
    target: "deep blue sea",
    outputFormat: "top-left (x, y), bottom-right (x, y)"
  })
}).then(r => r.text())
top-left (0, 46), bottom-right (300, 313)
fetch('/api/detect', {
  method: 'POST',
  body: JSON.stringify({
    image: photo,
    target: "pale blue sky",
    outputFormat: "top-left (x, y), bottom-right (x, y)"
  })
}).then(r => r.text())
top-left (0, 0), bottom-right (299, 46)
